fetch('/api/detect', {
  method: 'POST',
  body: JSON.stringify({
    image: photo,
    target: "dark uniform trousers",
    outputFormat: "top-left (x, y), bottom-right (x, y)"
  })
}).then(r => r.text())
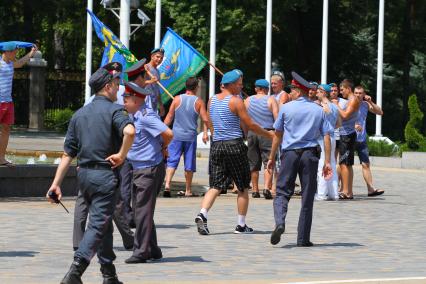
top-left (73, 165), bottom-right (134, 250)
top-left (73, 168), bottom-right (119, 264)
top-left (273, 147), bottom-right (320, 243)
top-left (132, 161), bottom-right (166, 259)
top-left (119, 160), bottom-right (134, 225)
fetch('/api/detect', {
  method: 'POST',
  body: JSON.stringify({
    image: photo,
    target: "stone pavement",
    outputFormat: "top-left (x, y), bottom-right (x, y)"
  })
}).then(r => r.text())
top-left (1, 160), bottom-right (426, 284)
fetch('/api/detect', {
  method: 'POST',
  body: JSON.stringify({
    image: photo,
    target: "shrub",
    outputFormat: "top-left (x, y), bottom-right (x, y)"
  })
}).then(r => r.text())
top-left (44, 108), bottom-right (74, 132)
top-left (404, 95), bottom-right (426, 150)
top-left (367, 138), bottom-right (401, 157)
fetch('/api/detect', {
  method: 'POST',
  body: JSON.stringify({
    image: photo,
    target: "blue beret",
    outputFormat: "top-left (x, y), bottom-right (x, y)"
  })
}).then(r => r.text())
top-left (221, 70), bottom-right (241, 85)
top-left (151, 48), bottom-right (165, 55)
top-left (0, 42), bottom-right (17, 51)
top-left (233, 69), bottom-right (243, 77)
top-left (319, 84), bottom-right (332, 93)
top-left (255, 79), bottom-right (269, 89)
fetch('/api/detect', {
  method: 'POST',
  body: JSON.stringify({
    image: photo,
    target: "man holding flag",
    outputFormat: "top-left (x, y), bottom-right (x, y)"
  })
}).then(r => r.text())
top-left (0, 41), bottom-right (37, 167)
top-left (144, 48), bottom-right (166, 116)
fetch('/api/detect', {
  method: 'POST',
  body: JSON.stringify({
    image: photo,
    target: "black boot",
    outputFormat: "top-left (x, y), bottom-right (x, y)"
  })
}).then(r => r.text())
top-left (100, 263), bottom-right (123, 284)
top-left (60, 257), bottom-right (89, 284)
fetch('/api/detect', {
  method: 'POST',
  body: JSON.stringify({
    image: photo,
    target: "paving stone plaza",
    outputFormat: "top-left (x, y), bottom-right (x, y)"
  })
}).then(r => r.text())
top-left (1, 153), bottom-right (426, 284)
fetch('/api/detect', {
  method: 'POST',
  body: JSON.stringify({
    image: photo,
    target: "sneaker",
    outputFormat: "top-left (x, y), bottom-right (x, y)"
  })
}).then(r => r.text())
top-left (252, 191), bottom-right (260, 198)
top-left (234, 224), bottom-right (254, 234)
top-left (163, 190), bottom-right (171, 198)
top-left (195, 213), bottom-right (209, 235)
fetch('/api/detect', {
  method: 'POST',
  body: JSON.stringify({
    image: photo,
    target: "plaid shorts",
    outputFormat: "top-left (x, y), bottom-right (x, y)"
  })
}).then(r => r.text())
top-left (209, 138), bottom-right (251, 192)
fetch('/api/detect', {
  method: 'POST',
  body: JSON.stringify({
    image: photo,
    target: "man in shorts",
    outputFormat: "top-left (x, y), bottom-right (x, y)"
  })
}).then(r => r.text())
top-left (195, 70), bottom-right (274, 235)
top-left (335, 79), bottom-right (360, 199)
top-left (0, 42), bottom-right (37, 166)
top-left (354, 86), bottom-right (385, 197)
top-left (163, 77), bottom-right (209, 197)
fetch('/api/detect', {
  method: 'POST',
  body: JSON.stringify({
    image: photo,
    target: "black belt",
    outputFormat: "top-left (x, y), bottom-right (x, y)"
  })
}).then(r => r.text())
top-left (79, 163), bottom-right (112, 170)
top-left (213, 138), bottom-right (244, 145)
top-left (284, 146), bottom-right (320, 155)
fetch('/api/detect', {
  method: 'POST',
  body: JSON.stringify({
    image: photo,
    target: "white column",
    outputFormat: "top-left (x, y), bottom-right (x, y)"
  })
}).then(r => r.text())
top-left (155, 0), bottom-right (161, 47)
top-left (209, 0), bottom-right (217, 98)
top-left (85, 0), bottom-right (93, 103)
top-left (375, 0), bottom-right (384, 137)
top-left (265, 0), bottom-right (272, 80)
top-left (120, 0), bottom-right (130, 48)
top-left (320, 0), bottom-right (329, 84)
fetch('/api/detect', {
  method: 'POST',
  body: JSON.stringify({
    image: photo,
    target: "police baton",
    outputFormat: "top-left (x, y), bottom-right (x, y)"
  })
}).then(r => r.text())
top-left (48, 191), bottom-right (69, 213)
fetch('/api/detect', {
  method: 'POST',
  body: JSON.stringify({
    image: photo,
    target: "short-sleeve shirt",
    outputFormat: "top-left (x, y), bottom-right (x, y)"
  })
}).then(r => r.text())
top-left (356, 101), bottom-right (369, 142)
top-left (0, 58), bottom-right (14, 102)
top-left (144, 63), bottom-right (161, 111)
top-left (64, 95), bottom-right (133, 167)
top-left (127, 103), bottom-right (168, 169)
top-left (274, 96), bottom-right (333, 151)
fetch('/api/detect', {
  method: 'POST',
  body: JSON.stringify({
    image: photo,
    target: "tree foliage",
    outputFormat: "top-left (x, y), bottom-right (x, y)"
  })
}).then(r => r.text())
top-left (404, 95), bottom-right (426, 150)
top-left (0, 0), bottom-right (425, 141)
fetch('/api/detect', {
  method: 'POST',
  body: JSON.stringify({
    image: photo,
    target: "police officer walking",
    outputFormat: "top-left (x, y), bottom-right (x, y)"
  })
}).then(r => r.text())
top-left (46, 66), bottom-right (135, 284)
top-left (122, 81), bottom-right (174, 264)
top-left (267, 72), bottom-right (333, 247)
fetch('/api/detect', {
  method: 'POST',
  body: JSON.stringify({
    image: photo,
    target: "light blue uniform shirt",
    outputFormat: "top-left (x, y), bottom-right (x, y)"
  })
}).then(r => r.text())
top-left (356, 101), bottom-right (369, 142)
top-left (0, 58), bottom-right (14, 102)
top-left (274, 96), bottom-right (333, 151)
top-left (127, 103), bottom-right (167, 169)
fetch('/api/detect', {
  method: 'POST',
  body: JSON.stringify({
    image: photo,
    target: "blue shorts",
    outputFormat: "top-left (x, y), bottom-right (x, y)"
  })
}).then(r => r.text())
top-left (355, 141), bottom-right (370, 164)
top-left (166, 139), bottom-right (197, 172)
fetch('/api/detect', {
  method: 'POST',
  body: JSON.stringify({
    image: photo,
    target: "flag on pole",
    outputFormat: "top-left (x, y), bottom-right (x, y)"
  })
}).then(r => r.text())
top-left (158, 27), bottom-right (208, 102)
top-left (86, 9), bottom-right (138, 73)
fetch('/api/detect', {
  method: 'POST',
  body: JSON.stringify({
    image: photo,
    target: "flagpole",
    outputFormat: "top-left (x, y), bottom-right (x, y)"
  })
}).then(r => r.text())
top-left (120, 0), bottom-right (130, 48)
top-left (85, 0), bottom-right (93, 103)
top-left (145, 69), bottom-right (174, 100)
top-left (321, 0), bottom-right (329, 84)
top-left (209, 0), bottom-right (217, 98)
top-left (155, 0), bottom-right (161, 47)
top-left (375, 0), bottom-right (384, 137)
top-left (265, 0), bottom-right (272, 80)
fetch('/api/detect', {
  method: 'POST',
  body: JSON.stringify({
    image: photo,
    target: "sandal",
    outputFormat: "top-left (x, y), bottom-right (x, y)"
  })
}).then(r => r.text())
top-left (368, 189), bottom-right (384, 197)
top-left (339, 193), bottom-right (353, 200)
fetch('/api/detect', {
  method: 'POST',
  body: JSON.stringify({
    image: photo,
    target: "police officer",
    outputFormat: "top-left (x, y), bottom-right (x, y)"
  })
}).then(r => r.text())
top-left (267, 71), bottom-right (333, 247)
top-left (73, 62), bottom-right (135, 252)
top-left (47, 66), bottom-right (135, 284)
top-left (122, 81), bottom-right (174, 264)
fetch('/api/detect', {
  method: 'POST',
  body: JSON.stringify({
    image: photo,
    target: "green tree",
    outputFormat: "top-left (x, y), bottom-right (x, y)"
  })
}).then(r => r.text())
top-left (404, 95), bottom-right (426, 150)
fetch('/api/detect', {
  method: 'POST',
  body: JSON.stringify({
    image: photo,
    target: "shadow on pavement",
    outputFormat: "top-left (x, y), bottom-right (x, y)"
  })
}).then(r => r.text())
top-left (157, 224), bottom-right (193, 229)
top-left (279, 242), bottom-right (364, 249)
top-left (0, 251), bottom-right (39, 257)
top-left (114, 245), bottom-right (178, 252)
top-left (149, 256), bottom-right (210, 263)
